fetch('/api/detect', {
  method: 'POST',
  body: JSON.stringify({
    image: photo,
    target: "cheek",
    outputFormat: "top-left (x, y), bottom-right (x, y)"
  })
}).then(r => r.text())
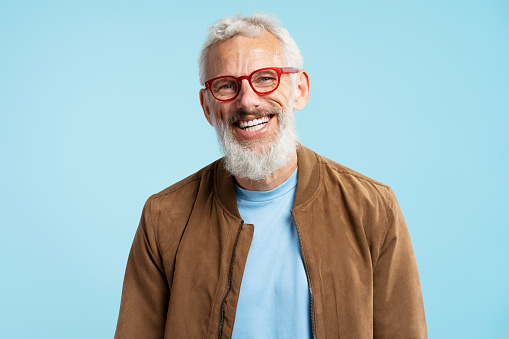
top-left (212, 103), bottom-right (234, 122)
top-left (270, 84), bottom-right (293, 106)
top-left (267, 93), bottom-right (290, 109)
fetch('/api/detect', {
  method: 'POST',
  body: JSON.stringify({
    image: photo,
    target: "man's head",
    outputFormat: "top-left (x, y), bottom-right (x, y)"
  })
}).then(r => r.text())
top-left (199, 12), bottom-right (310, 181)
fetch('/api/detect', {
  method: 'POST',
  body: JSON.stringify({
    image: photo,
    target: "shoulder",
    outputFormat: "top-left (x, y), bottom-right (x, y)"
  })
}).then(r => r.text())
top-left (316, 152), bottom-right (389, 190)
top-left (309, 149), bottom-right (404, 249)
top-left (295, 145), bottom-right (396, 210)
top-left (141, 159), bottom-right (221, 227)
top-left (151, 160), bottom-right (219, 201)
top-left (310, 150), bottom-right (399, 222)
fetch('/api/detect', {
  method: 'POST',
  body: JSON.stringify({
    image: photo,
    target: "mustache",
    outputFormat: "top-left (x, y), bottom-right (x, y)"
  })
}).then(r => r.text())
top-left (227, 107), bottom-right (283, 125)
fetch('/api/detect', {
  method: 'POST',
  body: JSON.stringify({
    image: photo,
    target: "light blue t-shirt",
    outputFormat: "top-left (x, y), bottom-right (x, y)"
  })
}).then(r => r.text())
top-left (232, 169), bottom-right (312, 339)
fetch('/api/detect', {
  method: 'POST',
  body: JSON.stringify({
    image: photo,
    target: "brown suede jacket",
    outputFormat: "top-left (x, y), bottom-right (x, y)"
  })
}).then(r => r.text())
top-left (115, 146), bottom-right (427, 338)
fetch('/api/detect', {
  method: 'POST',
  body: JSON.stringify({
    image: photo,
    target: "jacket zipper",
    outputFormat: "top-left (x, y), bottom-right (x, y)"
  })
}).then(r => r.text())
top-left (292, 210), bottom-right (316, 339)
top-left (218, 216), bottom-right (315, 338)
top-left (218, 220), bottom-right (245, 339)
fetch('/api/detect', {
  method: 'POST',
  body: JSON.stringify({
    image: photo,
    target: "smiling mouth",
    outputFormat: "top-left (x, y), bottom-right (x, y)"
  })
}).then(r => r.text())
top-left (236, 115), bottom-right (272, 132)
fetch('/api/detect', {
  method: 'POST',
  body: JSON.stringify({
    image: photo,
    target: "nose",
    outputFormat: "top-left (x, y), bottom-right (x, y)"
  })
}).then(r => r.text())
top-left (235, 78), bottom-right (260, 112)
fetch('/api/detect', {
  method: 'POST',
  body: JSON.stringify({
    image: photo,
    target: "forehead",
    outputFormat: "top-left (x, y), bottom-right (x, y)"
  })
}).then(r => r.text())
top-left (207, 31), bottom-right (285, 78)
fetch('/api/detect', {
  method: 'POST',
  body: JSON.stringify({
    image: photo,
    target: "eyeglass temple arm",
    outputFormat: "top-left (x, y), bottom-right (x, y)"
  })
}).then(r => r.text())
top-left (281, 67), bottom-right (298, 73)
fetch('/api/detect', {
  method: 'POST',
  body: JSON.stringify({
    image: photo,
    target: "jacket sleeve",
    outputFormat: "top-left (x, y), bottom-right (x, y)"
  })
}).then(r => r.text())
top-left (114, 197), bottom-right (170, 339)
top-left (372, 188), bottom-right (427, 338)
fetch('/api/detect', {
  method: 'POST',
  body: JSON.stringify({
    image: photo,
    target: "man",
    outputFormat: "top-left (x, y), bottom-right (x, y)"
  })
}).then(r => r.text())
top-left (115, 12), bottom-right (427, 339)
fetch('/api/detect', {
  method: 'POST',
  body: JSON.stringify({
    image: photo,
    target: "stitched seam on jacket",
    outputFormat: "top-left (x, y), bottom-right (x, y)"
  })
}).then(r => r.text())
top-left (153, 170), bottom-right (212, 199)
top-left (150, 196), bottom-right (165, 274)
top-left (218, 221), bottom-right (244, 339)
top-left (372, 185), bottom-right (392, 270)
top-left (292, 157), bottom-right (325, 337)
top-left (149, 170), bottom-right (211, 273)
top-left (204, 196), bottom-right (238, 339)
top-left (316, 158), bottom-right (389, 189)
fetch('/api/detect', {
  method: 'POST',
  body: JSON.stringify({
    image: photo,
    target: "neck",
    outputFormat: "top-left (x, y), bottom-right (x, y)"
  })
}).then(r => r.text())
top-left (235, 153), bottom-right (298, 191)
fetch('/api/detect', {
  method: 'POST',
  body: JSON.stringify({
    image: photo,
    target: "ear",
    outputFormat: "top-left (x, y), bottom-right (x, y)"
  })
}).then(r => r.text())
top-left (292, 70), bottom-right (310, 111)
top-left (200, 88), bottom-right (214, 126)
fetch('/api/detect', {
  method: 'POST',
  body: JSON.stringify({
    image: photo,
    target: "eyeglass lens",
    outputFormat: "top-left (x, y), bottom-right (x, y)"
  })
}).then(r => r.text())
top-left (211, 69), bottom-right (279, 100)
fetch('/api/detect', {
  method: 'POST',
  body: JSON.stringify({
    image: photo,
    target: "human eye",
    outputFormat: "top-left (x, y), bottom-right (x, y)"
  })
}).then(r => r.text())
top-left (213, 78), bottom-right (237, 93)
top-left (259, 75), bottom-right (275, 82)
top-left (252, 70), bottom-right (278, 90)
top-left (218, 82), bottom-right (233, 90)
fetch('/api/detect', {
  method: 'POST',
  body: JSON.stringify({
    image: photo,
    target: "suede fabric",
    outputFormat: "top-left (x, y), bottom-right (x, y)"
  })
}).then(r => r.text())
top-left (115, 145), bottom-right (427, 338)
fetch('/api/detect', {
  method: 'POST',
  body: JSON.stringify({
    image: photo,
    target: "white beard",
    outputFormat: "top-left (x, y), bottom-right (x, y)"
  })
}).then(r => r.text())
top-left (210, 100), bottom-right (299, 181)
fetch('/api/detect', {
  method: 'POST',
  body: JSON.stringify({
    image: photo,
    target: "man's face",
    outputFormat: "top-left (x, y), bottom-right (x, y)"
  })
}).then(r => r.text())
top-left (201, 31), bottom-right (295, 153)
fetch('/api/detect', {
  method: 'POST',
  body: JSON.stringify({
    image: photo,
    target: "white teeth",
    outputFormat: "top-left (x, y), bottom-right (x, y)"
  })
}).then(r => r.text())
top-left (245, 124), bottom-right (264, 132)
top-left (238, 116), bottom-right (270, 129)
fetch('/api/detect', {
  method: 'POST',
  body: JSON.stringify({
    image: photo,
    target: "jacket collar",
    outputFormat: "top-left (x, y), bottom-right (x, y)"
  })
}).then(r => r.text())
top-left (214, 145), bottom-right (320, 218)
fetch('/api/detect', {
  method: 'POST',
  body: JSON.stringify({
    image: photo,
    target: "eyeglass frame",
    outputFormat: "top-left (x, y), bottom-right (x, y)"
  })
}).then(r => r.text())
top-left (204, 67), bottom-right (298, 102)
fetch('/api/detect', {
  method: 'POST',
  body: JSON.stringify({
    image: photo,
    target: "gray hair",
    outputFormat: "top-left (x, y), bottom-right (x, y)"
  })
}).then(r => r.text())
top-left (199, 12), bottom-right (303, 85)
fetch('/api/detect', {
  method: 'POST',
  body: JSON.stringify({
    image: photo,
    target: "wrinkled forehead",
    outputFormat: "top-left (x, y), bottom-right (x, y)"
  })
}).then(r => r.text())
top-left (206, 32), bottom-right (285, 79)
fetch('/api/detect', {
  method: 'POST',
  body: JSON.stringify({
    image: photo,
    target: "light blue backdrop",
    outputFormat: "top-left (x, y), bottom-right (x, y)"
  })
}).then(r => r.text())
top-left (1, 1), bottom-right (507, 338)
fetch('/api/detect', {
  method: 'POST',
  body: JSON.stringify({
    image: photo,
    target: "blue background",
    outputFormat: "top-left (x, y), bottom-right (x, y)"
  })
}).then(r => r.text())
top-left (1, 1), bottom-right (508, 338)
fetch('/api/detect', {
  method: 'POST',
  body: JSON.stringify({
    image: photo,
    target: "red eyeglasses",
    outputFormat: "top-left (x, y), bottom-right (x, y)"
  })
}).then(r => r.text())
top-left (204, 67), bottom-right (298, 102)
